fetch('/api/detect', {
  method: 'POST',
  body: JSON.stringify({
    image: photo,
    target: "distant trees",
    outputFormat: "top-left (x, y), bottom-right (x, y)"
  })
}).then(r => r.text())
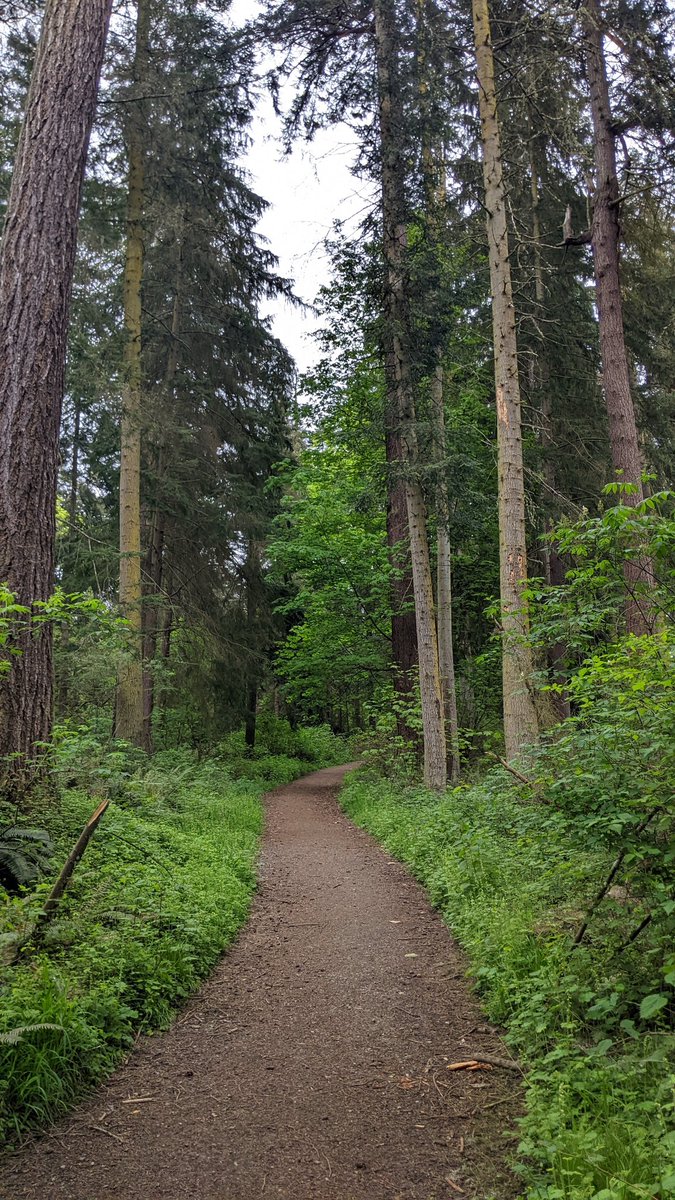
top-left (258, 0), bottom-right (674, 764)
top-left (0, 0), bottom-right (672, 783)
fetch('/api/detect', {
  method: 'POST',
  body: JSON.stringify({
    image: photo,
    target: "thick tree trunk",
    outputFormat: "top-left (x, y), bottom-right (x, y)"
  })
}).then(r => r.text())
top-left (374, 0), bottom-right (446, 790)
top-left (472, 0), bottom-right (538, 759)
top-left (581, 0), bottom-right (651, 635)
top-left (115, 0), bottom-right (150, 748)
top-left (0, 0), bottom-right (113, 787)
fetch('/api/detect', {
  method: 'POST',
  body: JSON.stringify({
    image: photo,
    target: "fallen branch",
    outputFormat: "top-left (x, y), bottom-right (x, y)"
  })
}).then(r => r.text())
top-left (32, 798), bottom-right (110, 944)
top-left (487, 753), bottom-right (534, 788)
top-left (573, 808), bottom-right (661, 947)
top-left (447, 1053), bottom-right (523, 1074)
top-left (620, 911), bottom-right (652, 951)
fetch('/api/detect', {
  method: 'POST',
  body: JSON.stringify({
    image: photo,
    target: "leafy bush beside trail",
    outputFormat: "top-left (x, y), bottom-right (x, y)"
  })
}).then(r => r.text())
top-left (341, 749), bottom-right (674, 1199)
top-left (0, 721), bottom-right (347, 1148)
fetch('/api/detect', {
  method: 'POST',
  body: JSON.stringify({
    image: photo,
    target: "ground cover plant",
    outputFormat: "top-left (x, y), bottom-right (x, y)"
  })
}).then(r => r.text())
top-left (0, 720), bottom-right (347, 1148)
top-left (341, 627), bottom-right (675, 1200)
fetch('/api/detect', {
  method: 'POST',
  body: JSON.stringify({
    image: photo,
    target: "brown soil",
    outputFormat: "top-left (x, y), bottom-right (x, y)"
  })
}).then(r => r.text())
top-left (2, 765), bottom-right (520, 1200)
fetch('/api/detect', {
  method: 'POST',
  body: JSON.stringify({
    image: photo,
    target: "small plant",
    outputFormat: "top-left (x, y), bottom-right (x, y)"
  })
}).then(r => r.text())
top-left (0, 1024), bottom-right (63, 1046)
top-left (0, 824), bottom-right (52, 891)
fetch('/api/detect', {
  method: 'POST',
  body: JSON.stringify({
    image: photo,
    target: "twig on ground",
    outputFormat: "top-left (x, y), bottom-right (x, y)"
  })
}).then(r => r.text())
top-left (447, 1053), bottom-right (523, 1073)
top-left (87, 1124), bottom-right (124, 1143)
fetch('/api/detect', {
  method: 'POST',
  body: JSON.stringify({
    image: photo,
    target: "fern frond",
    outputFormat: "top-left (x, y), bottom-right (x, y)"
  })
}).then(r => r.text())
top-left (0, 1023), bottom-right (64, 1046)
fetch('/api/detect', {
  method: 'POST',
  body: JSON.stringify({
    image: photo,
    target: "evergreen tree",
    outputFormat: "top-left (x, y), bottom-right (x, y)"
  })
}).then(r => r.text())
top-left (0, 0), bottom-right (113, 790)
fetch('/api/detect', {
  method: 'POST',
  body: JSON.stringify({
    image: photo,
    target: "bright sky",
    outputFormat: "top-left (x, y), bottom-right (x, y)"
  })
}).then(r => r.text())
top-left (228, 1), bottom-right (374, 374)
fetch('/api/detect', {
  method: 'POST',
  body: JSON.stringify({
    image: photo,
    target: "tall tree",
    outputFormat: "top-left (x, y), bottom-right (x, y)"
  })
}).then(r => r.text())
top-left (580, 0), bottom-right (652, 634)
top-left (0, 0), bottom-right (113, 786)
top-left (417, 0), bottom-right (460, 779)
top-left (374, 0), bottom-right (446, 789)
top-left (115, 0), bottom-right (150, 747)
top-left (471, 0), bottom-right (538, 758)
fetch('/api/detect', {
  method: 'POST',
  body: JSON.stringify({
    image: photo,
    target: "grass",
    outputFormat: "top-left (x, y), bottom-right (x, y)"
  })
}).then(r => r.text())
top-left (0, 721), bottom-right (347, 1149)
top-left (341, 769), bottom-right (675, 1200)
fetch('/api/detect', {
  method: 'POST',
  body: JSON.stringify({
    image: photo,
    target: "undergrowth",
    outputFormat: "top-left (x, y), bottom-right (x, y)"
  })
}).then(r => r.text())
top-left (341, 769), bottom-right (675, 1200)
top-left (0, 719), bottom-right (346, 1148)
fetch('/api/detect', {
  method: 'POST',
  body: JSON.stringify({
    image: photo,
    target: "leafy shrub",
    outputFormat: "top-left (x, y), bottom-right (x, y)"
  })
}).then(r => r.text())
top-left (0, 759), bottom-right (261, 1146)
top-left (215, 714), bottom-right (349, 781)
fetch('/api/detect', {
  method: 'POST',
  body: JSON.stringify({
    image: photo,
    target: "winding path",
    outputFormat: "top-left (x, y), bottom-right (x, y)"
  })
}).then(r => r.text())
top-left (3, 765), bottom-right (518, 1199)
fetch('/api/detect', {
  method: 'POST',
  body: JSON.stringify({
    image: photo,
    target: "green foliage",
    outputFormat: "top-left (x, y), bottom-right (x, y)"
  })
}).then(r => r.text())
top-left (0, 824), bottom-right (52, 891)
top-left (342, 767), bottom-right (674, 1199)
top-left (528, 490), bottom-right (675, 657)
top-left (215, 713), bottom-right (350, 785)
top-left (0, 724), bottom-right (344, 1148)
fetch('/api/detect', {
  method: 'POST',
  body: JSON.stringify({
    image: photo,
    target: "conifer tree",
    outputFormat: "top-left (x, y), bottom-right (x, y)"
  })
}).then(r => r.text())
top-left (471, 0), bottom-right (538, 758)
top-left (580, 0), bottom-right (653, 633)
top-left (0, 0), bottom-right (113, 785)
top-left (115, 0), bottom-right (150, 748)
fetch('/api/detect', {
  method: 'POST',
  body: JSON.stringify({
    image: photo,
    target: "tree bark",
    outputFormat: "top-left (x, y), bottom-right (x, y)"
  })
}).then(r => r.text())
top-left (115, 0), bottom-right (150, 747)
top-left (0, 0), bottom-right (113, 788)
top-left (528, 136), bottom-right (571, 722)
top-left (472, 0), bottom-right (538, 759)
top-left (581, 0), bottom-right (652, 635)
top-left (141, 225), bottom-right (184, 748)
top-left (374, 0), bottom-right (446, 790)
top-left (386, 419), bottom-right (419, 712)
top-left (417, 1), bottom-right (460, 781)
top-left (244, 539), bottom-right (261, 752)
top-left (431, 362), bottom-right (461, 781)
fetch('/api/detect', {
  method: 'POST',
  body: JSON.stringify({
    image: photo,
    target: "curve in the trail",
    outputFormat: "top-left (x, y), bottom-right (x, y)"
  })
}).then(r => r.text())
top-left (3, 764), bottom-right (519, 1200)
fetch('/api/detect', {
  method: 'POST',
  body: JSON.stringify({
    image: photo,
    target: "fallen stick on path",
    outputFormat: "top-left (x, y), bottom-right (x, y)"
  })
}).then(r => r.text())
top-left (447, 1054), bottom-right (523, 1073)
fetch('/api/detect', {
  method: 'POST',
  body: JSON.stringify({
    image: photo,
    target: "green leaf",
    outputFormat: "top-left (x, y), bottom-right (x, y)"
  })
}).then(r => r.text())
top-left (639, 992), bottom-right (669, 1020)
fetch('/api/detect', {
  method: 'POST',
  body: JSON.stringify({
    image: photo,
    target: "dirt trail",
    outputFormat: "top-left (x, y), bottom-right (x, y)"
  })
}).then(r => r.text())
top-left (3, 765), bottom-right (519, 1200)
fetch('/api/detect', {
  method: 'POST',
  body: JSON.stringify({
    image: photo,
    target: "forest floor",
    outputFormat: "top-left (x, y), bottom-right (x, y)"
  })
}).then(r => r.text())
top-left (2, 765), bottom-right (521, 1200)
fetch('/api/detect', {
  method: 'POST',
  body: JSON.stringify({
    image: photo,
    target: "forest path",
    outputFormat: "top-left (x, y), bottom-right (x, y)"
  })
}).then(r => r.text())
top-left (3, 764), bottom-right (519, 1200)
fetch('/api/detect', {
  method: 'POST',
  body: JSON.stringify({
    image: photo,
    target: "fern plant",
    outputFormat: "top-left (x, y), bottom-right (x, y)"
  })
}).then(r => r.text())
top-left (0, 824), bottom-right (53, 891)
top-left (0, 1024), bottom-right (63, 1045)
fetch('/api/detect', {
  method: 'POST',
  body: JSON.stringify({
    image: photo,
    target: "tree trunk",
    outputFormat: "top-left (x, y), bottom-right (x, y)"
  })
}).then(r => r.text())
top-left (115, 0), bottom-right (150, 747)
top-left (472, 0), bottom-right (538, 759)
top-left (529, 137), bottom-right (571, 722)
top-left (244, 684), bottom-right (258, 751)
top-left (374, 0), bottom-right (446, 791)
top-left (0, 0), bottom-right (113, 789)
top-left (417, 2), bottom-right (460, 781)
top-left (386, 423), bottom-right (419, 716)
top-left (141, 226), bottom-right (184, 747)
top-left (244, 539), bottom-right (261, 752)
top-left (581, 0), bottom-right (652, 635)
top-left (431, 362), bottom-right (461, 781)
